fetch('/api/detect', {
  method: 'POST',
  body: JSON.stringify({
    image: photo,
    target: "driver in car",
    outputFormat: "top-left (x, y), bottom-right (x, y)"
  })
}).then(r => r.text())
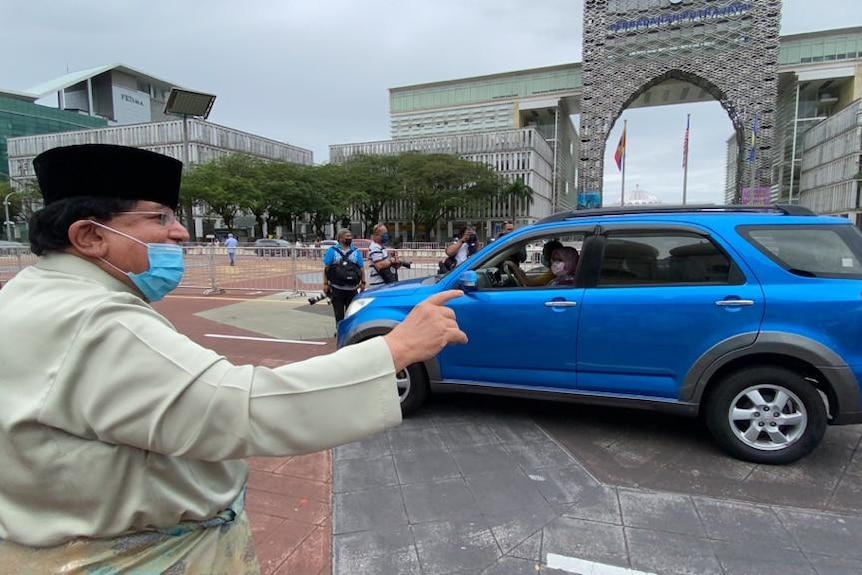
top-left (502, 240), bottom-right (563, 286)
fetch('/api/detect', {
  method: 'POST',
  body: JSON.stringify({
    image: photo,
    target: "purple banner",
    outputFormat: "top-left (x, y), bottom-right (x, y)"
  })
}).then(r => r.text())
top-left (740, 187), bottom-right (771, 205)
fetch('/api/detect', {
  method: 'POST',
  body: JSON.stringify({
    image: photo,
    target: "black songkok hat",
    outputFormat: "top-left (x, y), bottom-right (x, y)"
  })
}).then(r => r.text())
top-left (33, 144), bottom-right (183, 211)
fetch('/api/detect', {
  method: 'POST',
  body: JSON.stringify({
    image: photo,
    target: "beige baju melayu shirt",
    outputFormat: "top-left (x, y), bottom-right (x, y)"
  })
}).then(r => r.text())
top-left (0, 253), bottom-right (401, 547)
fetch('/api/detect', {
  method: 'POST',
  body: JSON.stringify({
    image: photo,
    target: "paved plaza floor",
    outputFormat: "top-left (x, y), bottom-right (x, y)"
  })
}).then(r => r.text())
top-left (157, 289), bottom-right (862, 575)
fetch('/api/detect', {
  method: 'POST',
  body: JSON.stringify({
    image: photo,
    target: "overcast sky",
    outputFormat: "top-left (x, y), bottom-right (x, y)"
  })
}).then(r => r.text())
top-left (0, 0), bottom-right (856, 205)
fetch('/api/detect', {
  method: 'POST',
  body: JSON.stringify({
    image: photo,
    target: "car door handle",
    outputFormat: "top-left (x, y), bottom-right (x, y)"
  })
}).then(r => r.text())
top-left (714, 299), bottom-right (755, 307)
top-left (544, 301), bottom-right (577, 307)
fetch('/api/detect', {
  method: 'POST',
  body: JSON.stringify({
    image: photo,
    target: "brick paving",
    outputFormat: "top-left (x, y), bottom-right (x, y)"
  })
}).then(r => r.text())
top-left (154, 293), bottom-right (335, 575)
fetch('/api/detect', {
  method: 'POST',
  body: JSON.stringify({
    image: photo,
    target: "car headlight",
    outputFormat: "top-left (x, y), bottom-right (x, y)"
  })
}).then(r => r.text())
top-left (345, 297), bottom-right (375, 319)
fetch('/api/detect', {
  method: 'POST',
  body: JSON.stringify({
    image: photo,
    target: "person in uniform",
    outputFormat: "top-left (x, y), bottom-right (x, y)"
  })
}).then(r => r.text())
top-left (0, 144), bottom-right (467, 573)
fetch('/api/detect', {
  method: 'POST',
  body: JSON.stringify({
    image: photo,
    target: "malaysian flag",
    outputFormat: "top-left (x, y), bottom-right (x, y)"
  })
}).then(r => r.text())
top-left (682, 115), bottom-right (690, 169)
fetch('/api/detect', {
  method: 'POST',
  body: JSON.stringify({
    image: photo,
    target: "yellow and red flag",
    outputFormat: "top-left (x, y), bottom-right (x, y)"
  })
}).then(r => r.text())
top-left (614, 125), bottom-right (626, 171)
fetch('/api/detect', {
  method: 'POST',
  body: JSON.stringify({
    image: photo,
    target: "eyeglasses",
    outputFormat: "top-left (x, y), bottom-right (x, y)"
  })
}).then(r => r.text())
top-left (120, 210), bottom-right (177, 227)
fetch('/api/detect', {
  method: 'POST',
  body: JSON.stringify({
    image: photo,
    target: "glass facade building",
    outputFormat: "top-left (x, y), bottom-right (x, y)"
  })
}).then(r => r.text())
top-left (0, 94), bottom-right (106, 181)
top-left (390, 65), bottom-right (582, 117)
top-left (770, 28), bottom-right (862, 206)
top-left (798, 99), bottom-right (862, 223)
top-left (3, 63), bottom-right (314, 241)
top-left (386, 26), bottom-right (861, 212)
top-left (389, 65), bottom-right (579, 215)
top-left (7, 119), bottom-right (313, 241)
top-left (778, 29), bottom-right (862, 66)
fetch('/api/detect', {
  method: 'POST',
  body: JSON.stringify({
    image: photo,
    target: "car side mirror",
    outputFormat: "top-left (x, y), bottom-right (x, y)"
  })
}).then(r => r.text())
top-left (457, 270), bottom-right (478, 293)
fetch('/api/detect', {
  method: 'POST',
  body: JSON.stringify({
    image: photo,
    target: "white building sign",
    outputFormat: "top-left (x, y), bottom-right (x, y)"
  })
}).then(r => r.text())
top-left (112, 86), bottom-right (152, 125)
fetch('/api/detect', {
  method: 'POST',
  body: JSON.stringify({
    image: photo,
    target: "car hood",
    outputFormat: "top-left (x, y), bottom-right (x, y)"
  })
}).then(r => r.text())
top-left (364, 276), bottom-right (435, 297)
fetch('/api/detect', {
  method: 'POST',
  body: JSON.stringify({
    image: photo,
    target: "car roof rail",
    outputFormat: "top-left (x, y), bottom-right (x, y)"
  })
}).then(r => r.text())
top-left (536, 203), bottom-right (816, 224)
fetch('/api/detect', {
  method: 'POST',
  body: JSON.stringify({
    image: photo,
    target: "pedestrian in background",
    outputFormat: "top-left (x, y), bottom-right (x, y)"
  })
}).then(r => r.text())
top-left (0, 144), bottom-right (468, 574)
top-left (323, 228), bottom-right (366, 327)
top-left (498, 220), bottom-right (515, 238)
top-left (368, 223), bottom-right (401, 286)
top-left (224, 232), bottom-right (238, 266)
top-left (498, 220), bottom-right (527, 264)
top-left (445, 224), bottom-right (480, 266)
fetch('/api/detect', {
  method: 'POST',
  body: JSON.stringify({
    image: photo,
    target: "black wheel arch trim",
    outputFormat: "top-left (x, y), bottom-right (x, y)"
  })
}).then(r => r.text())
top-left (342, 319), bottom-right (442, 383)
top-left (683, 331), bottom-right (861, 421)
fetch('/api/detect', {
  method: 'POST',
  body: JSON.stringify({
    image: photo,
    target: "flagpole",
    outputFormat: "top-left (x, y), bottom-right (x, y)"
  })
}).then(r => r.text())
top-left (620, 119), bottom-right (627, 206)
top-left (748, 113), bottom-right (758, 204)
top-left (682, 114), bottom-right (689, 205)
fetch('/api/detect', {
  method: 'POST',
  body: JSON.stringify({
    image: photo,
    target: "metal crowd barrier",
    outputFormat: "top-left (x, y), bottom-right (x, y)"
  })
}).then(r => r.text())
top-left (179, 243), bottom-right (449, 297)
top-left (400, 242), bottom-right (446, 250)
top-left (1, 243), bottom-right (548, 295)
top-left (0, 246), bottom-right (38, 286)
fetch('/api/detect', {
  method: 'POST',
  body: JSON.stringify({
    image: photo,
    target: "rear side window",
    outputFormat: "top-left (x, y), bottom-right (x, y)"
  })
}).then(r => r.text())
top-left (742, 225), bottom-right (862, 279)
top-left (598, 231), bottom-right (743, 286)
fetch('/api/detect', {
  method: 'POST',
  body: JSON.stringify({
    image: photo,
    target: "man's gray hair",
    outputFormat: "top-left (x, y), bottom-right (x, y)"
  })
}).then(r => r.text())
top-left (336, 228), bottom-right (352, 241)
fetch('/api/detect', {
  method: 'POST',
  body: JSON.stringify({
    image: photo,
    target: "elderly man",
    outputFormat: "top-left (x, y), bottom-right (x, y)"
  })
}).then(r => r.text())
top-left (0, 144), bottom-right (467, 573)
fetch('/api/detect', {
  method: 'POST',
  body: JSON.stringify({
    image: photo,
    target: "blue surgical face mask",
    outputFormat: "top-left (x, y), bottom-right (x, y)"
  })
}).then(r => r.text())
top-left (93, 222), bottom-right (185, 302)
top-left (380, 233), bottom-right (391, 244)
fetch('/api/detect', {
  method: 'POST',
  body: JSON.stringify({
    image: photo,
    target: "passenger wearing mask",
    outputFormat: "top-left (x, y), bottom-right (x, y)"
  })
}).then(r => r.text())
top-left (547, 246), bottom-right (580, 286)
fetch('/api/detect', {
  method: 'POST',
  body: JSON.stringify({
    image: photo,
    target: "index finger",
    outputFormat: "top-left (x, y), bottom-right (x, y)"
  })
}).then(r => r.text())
top-left (423, 290), bottom-right (464, 307)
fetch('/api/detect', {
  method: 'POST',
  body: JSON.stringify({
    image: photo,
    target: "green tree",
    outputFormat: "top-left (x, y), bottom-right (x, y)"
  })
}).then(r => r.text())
top-left (401, 153), bottom-right (499, 239)
top-left (181, 160), bottom-right (240, 231)
top-left (502, 177), bottom-right (535, 221)
top-left (1, 180), bottom-right (40, 241)
top-left (264, 161), bottom-right (314, 239)
top-left (306, 163), bottom-right (351, 240)
top-left (341, 154), bottom-right (405, 235)
top-left (222, 155), bottom-right (269, 237)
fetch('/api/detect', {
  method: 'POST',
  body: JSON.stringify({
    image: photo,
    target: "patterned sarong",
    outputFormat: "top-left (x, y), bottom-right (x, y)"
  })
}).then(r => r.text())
top-left (0, 490), bottom-right (260, 574)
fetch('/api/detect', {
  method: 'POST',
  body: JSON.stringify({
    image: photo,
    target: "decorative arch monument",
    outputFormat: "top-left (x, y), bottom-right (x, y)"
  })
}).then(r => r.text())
top-left (578, 0), bottom-right (782, 207)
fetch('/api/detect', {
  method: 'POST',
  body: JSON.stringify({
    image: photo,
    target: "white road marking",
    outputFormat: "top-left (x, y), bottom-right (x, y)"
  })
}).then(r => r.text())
top-left (167, 295), bottom-right (292, 303)
top-left (546, 554), bottom-right (656, 575)
top-left (204, 333), bottom-right (328, 346)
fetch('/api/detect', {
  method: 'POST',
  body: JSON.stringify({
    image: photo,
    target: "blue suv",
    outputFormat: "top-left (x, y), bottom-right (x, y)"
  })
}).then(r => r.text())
top-left (337, 205), bottom-right (862, 464)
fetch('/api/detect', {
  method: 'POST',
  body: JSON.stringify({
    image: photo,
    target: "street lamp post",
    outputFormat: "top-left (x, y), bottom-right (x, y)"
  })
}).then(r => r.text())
top-left (4, 190), bottom-right (20, 241)
top-left (163, 87), bottom-right (217, 238)
top-left (164, 87), bottom-right (217, 170)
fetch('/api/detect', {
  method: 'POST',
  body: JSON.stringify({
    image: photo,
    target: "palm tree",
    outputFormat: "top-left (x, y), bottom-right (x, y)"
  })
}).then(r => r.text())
top-left (502, 177), bottom-right (534, 222)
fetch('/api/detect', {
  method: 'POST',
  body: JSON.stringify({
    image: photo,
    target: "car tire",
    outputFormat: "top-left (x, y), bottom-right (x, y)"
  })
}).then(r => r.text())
top-left (705, 366), bottom-right (827, 465)
top-left (396, 362), bottom-right (430, 416)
